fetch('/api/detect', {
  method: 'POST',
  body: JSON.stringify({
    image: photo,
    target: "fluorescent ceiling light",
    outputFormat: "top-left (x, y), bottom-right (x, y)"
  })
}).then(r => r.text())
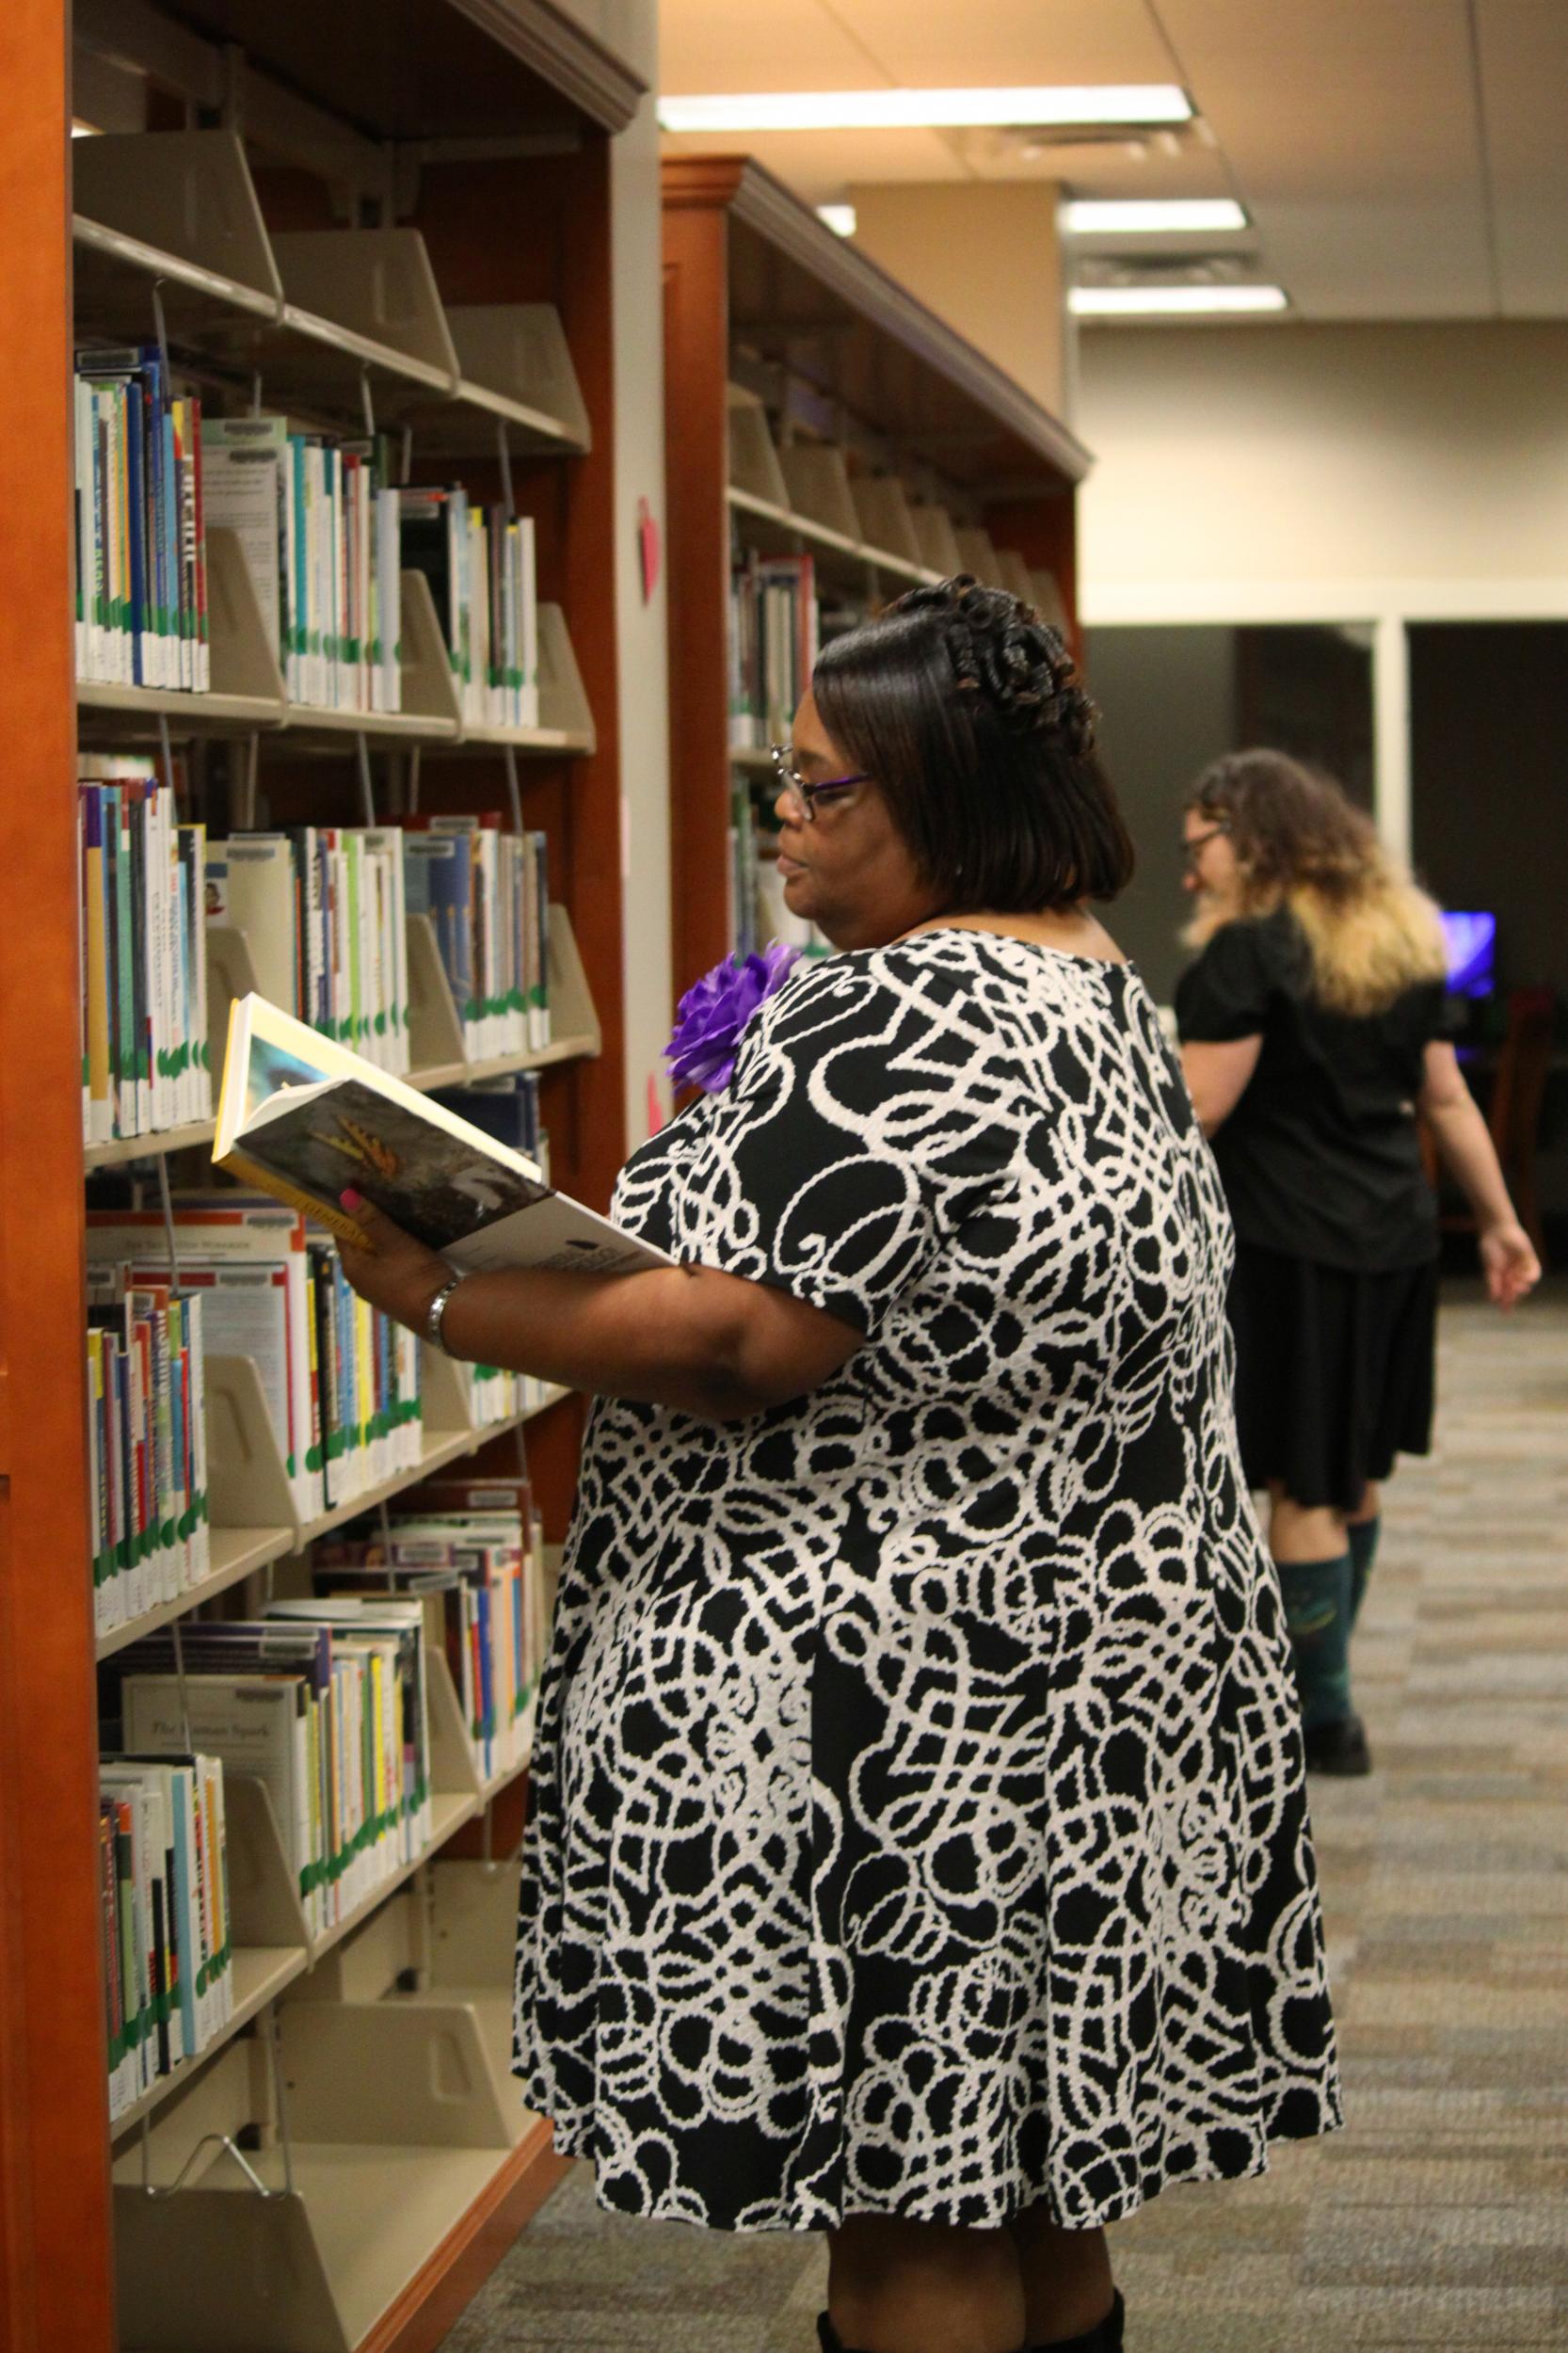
top-left (817, 203), bottom-right (857, 238)
top-left (1065, 199), bottom-right (1247, 234)
top-left (1069, 283), bottom-right (1288, 316)
top-left (659, 87), bottom-right (1192, 135)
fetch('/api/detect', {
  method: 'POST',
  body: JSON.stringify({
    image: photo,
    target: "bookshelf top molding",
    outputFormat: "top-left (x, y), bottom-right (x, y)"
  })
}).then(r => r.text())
top-left (77, 0), bottom-right (645, 143)
top-left (663, 155), bottom-right (1094, 495)
top-left (445, 0), bottom-right (648, 132)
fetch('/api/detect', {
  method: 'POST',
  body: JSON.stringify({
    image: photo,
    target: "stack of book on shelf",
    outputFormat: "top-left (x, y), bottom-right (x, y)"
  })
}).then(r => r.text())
top-left (405, 815), bottom-right (551, 1061)
top-left (79, 759), bottom-right (211, 1146)
top-left (427, 1074), bottom-right (552, 1427)
top-left (73, 346), bottom-right (208, 691)
top-left (85, 1267), bottom-right (209, 1642)
top-left (208, 824), bottom-right (410, 1074)
top-left (203, 415), bottom-right (403, 714)
top-left (728, 552), bottom-right (819, 751)
top-left (104, 1600), bottom-right (435, 1941)
top-left (316, 1469), bottom-right (547, 1789)
top-left (401, 487), bottom-right (539, 729)
top-left (99, 1753), bottom-right (232, 2123)
top-left (87, 1204), bottom-right (424, 1531)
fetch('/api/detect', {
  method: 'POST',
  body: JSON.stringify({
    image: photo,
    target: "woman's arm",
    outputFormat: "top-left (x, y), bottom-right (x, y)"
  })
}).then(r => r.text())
top-left (335, 1194), bottom-right (863, 1422)
top-left (1181, 1035), bottom-right (1262, 1135)
top-left (1417, 1041), bottom-right (1541, 1307)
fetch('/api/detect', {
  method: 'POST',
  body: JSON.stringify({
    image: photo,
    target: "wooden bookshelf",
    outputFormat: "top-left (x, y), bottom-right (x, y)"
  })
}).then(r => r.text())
top-left (4, 2), bottom-right (646, 2346)
top-left (662, 155), bottom-right (1092, 991)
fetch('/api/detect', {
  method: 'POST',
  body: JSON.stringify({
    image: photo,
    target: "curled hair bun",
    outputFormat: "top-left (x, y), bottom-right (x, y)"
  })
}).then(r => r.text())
top-left (898, 573), bottom-right (1097, 758)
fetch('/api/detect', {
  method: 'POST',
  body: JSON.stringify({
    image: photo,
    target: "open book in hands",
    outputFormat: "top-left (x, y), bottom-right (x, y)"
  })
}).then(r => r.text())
top-left (216, 992), bottom-right (670, 1276)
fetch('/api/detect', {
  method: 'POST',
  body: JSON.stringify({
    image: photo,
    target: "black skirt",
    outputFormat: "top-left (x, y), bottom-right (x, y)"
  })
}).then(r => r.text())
top-left (1227, 1241), bottom-right (1439, 1513)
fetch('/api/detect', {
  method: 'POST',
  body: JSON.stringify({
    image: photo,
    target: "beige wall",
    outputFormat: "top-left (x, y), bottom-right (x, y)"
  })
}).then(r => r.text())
top-left (1076, 322), bottom-right (1568, 621)
top-left (608, 40), bottom-right (675, 1144)
top-left (848, 183), bottom-right (1068, 420)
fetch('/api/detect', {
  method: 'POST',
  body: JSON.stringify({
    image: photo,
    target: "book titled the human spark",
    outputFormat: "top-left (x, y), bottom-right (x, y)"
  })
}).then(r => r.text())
top-left (216, 991), bottom-right (670, 1277)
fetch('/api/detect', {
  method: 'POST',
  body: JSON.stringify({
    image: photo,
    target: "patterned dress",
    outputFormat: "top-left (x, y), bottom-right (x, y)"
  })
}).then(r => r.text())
top-left (513, 931), bottom-right (1341, 2233)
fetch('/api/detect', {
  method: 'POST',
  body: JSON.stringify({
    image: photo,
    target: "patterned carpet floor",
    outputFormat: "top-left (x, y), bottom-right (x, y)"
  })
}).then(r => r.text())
top-left (440, 1283), bottom-right (1568, 2353)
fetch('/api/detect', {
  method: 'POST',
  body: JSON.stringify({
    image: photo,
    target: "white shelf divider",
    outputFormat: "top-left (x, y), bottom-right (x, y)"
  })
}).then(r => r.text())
top-left (72, 131), bottom-right (282, 326)
top-left (727, 383), bottom-right (791, 506)
top-left (952, 523), bottom-right (1004, 588)
top-left (852, 477), bottom-right (925, 572)
top-left (993, 548), bottom-right (1038, 605)
top-left (444, 303), bottom-right (591, 453)
top-left (909, 503), bottom-right (966, 576)
top-left (269, 229), bottom-right (459, 396)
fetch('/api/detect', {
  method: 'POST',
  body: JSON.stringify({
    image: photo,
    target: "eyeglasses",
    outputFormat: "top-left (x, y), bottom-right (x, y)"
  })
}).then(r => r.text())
top-left (1181, 823), bottom-right (1229, 871)
top-left (769, 742), bottom-right (869, 823)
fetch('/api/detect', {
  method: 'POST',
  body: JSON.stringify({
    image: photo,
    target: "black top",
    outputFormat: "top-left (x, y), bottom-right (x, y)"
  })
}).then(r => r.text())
top-left (1176, 906), bottom-right (1445, 1272)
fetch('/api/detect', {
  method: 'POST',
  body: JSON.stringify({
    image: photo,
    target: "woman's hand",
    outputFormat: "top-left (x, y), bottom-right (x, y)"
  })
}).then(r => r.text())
top-left (335, 1190), bottom-right (452, 1333)
top-left (1479, 1217), bottom-right (1541, 1310)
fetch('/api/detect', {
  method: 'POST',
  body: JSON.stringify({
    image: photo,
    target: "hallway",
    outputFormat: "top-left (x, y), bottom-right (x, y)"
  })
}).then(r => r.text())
top-left (441, 1286), bottom-right (1568, 2353)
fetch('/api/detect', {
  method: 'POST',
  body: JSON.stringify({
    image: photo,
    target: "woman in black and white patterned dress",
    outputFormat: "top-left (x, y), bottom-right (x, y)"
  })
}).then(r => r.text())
top-left (337, 580), bottom-right (1341, 2353)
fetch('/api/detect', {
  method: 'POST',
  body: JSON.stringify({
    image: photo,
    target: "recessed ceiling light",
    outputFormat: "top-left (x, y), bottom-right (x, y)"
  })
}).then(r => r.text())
top-left (817, 204), bottom-right (857, 238)
top-left (659, 87), bottom-right (1192, 135)
top-left (1069, 283), bottom-right (1288, 316)
top-left (1065, 199), bottom-right (1248, 234)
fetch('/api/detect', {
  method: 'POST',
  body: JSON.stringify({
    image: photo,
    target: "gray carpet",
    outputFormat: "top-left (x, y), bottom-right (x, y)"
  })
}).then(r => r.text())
top-left (440, 1283), bottom-right (1568, 2352)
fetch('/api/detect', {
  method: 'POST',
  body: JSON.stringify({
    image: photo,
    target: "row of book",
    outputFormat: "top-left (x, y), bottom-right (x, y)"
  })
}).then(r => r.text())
top-left (79, 762), bottom-right (212, 1146)
top-left (411, 818), bottom-right (552, 1062)
top-left (211, 824), bottom-right (411, 1076)
top-left (95, 1490), bottom-right (550, 2108)
top-left (214, 814), bottom-right (551, 1067)
top-left (203, 416), bottom-right (403, 714)
top-left (728, 779), bottom-right (830, 967)
top-left (86, 1204), bottom-right (423, 1547)
top-left (75, 377), bottom-right (547, 728)
top-left (317, 1470), bottom-right (548, 1790)
top-left (100, 1753), bottom-right (232, 2121)
top-left (402, 488), bottom-right (540, 731)
top-left (73, 346), bottom-right (209, 692)
top-left (86, 1270), bottom-right (210, 1638)
top-left (728, 552), bottom-right (820, 751)
top-left (81, 802), bottom-right (559, 1145)
top-left (427, 1073), bottom-right (553, 1430)
top-left (105, 1601), bottom-right (435, 1944)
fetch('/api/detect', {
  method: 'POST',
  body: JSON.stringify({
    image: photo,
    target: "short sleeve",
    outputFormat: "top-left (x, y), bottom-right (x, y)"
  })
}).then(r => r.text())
top-left (1175, 921), bottom-right (1275, 1044)
top-left (672, 954), bottom-right (1011, 1337)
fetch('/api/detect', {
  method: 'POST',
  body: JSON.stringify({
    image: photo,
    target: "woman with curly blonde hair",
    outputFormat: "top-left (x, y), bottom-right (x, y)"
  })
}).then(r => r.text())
top-left (1177, 750), bottom-right (1539, 1775)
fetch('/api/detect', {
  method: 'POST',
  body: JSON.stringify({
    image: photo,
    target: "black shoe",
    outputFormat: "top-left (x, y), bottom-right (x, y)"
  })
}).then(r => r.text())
top-left (1304, 1713), bottom-right (1372, 1776)
top-left (1028, 2288), bottom-right (1126, 2352)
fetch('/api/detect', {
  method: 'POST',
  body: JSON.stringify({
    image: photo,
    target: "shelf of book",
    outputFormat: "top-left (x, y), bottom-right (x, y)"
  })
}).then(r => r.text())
top-left (82, 1116), bottom-right (222, 1174)
top-left (664, 155), bottom-right (1089, 987)
top-left (95, 1522), bottom-right (297, 1663)
top-left (12, 7), bottom-right (640, 2340)
top-left (71, 136), bottom-right (593, 457)
top-left (294, 1385), bottom-right (569, 1554)
top-left (82, 1036), bottom-right (600, 1169)
top-left (111, 1943), bottom-right (311, 2144)
top-left (76, 681), bottom-right (284, 733)
top-left (727, 484), bottom-right (939, 588)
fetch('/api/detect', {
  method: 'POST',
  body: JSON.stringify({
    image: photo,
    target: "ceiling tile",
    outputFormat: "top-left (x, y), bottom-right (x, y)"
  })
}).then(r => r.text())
top-left (1154, 0), bottom-right (1493, 314)
top-left (1478, 0), bottom-right (1568, 314)
top-left (822, 0), bottom-right (1177, 87)
top-left (660, 0), bottom-right (881, 93)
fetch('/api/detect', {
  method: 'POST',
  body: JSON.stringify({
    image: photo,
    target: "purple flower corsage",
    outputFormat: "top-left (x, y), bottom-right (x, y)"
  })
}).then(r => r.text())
top-left (664, 941), bottom-right (802, 1095)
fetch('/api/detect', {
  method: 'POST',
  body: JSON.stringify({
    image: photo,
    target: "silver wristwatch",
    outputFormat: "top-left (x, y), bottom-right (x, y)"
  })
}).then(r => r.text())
top-left (424, 1273), bottom-right (466, 1353)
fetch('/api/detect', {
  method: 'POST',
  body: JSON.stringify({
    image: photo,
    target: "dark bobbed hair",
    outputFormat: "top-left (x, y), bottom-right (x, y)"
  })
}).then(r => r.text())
top-left (811, 576), bottom-right (1134, 913)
